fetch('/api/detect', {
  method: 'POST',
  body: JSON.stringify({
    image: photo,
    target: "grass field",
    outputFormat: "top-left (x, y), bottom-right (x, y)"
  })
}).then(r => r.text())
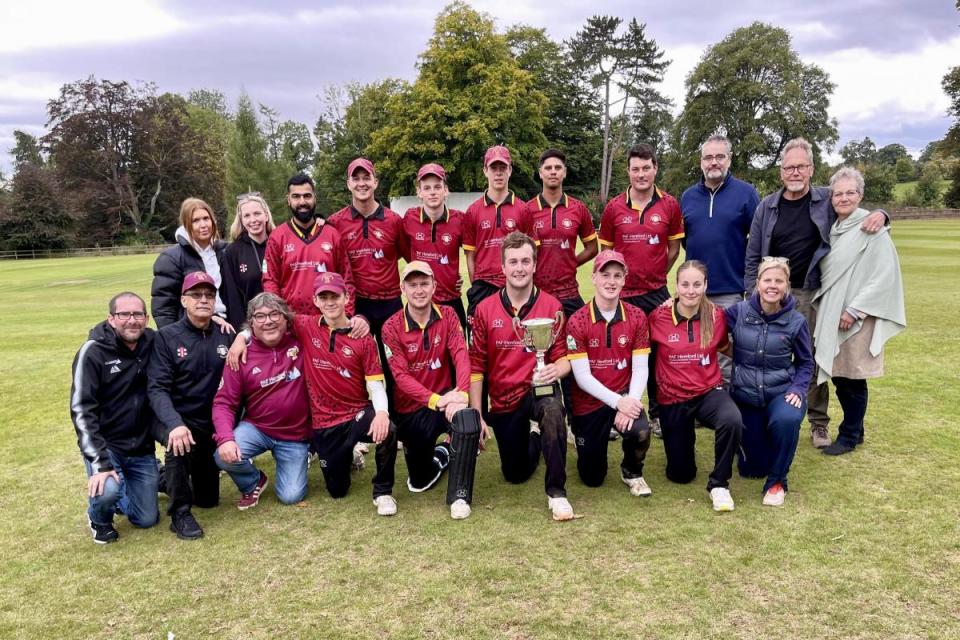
top-left (892, 179), bottom-right (952, 204)
top-left (1, 220), bottom-right (959, 639)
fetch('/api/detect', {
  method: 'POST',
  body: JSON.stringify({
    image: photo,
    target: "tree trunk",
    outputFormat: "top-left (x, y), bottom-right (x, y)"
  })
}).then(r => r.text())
top-left (600, 77), bottom-right (612, 202)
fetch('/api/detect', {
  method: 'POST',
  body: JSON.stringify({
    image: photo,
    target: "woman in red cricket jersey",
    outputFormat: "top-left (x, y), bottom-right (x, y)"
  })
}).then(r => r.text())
top-left (648, 260), bottom-right (744, 512)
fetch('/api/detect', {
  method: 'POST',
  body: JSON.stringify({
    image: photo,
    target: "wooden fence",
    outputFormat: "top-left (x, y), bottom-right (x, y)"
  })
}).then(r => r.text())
top-left (0, 244), bottom-right (169, 260)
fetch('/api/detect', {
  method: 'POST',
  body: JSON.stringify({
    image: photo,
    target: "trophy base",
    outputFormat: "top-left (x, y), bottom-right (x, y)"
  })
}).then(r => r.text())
top-left (532, 382), bottom-right (558, 398)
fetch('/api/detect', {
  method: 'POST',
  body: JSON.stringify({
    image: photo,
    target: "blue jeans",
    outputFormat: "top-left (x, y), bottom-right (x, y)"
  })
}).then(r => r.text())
top-left (736, 395), bottom-right (805, 492)
top-left (84, 450), bottom-right (159, 527)
top-left (214, 421), bottom-right (309, 504)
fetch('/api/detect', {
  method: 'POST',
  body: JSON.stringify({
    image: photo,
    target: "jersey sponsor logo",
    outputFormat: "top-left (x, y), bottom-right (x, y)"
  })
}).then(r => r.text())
top-left (668, 333), bottom-right (680, 343)
top-left (648, 235), bottom-right (660, 245)
top-left (339, 367), bottom-right (351, 378)
top-left (217, 344), bottom-right (228, 358)
top-left (109, 365), bottom-right (121, 374)
top-left (287, 366), bottom-right (301, 381)
top-left (492, 318), bottom-right (504, 328)
top-left (617, 359), bottom-right (628, 370)
top-left (321, 242), bottom-right (333, 252)
top-left (287, 346), bottom-right (299, 359)
top-left (560, 239), bottom-right (570, 249)
top-left (259, 372), bottom-right (286, 388)
top-left (439, 254), bottom-right (449, 264)
top-left (316, 263), bottom-right (328, 273)
top-left (373, 248), bottom-right (384, 259)
top-left (252, 366), bottom-right (262, 375)
top-left (441, 233), bottom-right (453, 245)
top-left (177, 346), bottom-right (188, 359)
top-left (617, 335), bottom-right (628, 346)
top-left (430, 358), bottom-right (442, 370)
top-left (566, 335), bottom-right (577, 350)
top-left (341, 345), bottom-right (353, 358)
top-left (105, 359), bottom-right (121, 365)
top-left (239, 263), bottom-right (248, 273)
top-left (701, 354), bottom-right (711, 366)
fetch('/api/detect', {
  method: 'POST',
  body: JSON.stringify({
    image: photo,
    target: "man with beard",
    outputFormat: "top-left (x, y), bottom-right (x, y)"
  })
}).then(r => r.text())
top-left (262, 174), bottom-right (367, 336)
top-left (71, 292), bottom-right (159, 543)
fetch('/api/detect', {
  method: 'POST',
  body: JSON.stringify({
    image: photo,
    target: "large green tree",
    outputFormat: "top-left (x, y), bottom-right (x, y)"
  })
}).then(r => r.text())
top-left (368, 2), bottom-right (547, 196)
top-left (670, 22), bottom-right (838, 195)
top-left (941, 20), bottom-right (960, 208)
top-left (0, 163), bottom-right (75, 251)
top-left (567, 16), bottom-right (670, 201)
top-left (226, 93), bottom-right (289, 218)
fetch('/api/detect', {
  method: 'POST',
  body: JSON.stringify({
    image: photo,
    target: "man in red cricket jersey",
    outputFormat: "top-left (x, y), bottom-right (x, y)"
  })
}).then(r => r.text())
top-left (463, 146), bottom-right (532, 321)
top-left (598, 143), bottom-right (685, 437)
top-left (381, 261), bottom-right (480, 520)
top-left (228, 271), bottom-right (398, 516)
top-left (402, 163), bottom-right (467, 328)
top-left (566, 250), bottom-right (653, 496)
top-left (262, 174), bottom-right (368, 336)
top-left (469, 232), bottom-right (574, 521)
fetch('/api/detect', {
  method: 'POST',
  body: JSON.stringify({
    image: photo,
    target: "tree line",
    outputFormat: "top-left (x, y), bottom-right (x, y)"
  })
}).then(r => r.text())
top-left (1, 1), bottom-right (956, 251)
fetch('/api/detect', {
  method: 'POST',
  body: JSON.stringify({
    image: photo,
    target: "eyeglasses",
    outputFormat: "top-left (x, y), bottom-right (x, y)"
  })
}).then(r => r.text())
top-left (184, 291), bottom-right (216, 300)
top-left (761, 256), bottom-right (790, 265)
top-left (781, 164), bottom-right (811, 174)
top-left (251, 311), bottom-right (284, 324)
top-left (236, 192), bottom-right (262, 201)
top-left (111, 311), bottom-right (147, 320)
top-left (701, 154), bottom-right (727, 163)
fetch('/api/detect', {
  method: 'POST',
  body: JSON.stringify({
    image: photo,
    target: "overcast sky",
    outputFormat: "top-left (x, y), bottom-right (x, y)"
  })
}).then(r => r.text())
top-left (2, 0), bottom-right (957, 177)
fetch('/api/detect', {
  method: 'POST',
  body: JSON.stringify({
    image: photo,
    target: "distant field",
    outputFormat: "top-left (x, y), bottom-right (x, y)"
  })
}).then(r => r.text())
top-left (1, 219), bottom-right (958, 639)
top-left (893, 178), bottom-right (952, 203)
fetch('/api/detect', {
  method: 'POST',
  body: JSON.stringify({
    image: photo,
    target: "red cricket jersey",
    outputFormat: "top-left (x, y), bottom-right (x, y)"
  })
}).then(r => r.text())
top-left (565, 299), bottom-right (650, 416)
top-left (327, 205), bottom-right (407, 300)
top-left (527, 193), bottom-right (597, 301)
top-left (470, 287), bottom-right (567, 414)
top-left (292, 314), bottom-right (384, 428)
top-left (648, 302), bottom-right (728, 405)
top-left (381, 303), bottom-right (470, 415)
top-left (402, 207), bottom-right (464, 303)
top-left (598, 188), bottom-right (685, 297)
top-left (462, 192), bottom-right (531, 287)
top-left (262, 220), bottom-right (356, 315)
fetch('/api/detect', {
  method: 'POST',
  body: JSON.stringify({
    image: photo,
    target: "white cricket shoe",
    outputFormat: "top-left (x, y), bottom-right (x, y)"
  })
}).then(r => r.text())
top-left (547, 496), bottom-right (574, 521)
top-left (373, 495), bottom-right (397, 516)
top-left (450, 499), bottom-right (472, 520)
top-left (710, 487), bottom-right (735, 512)
top-left (621, 473), bottom-right (652, 497)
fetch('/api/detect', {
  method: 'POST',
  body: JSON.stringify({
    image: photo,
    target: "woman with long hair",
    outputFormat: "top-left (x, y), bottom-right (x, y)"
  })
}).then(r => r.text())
top-left (222, 192), bottom-right (276, 329)
top-left (648, 260), bottom-right (743, 512)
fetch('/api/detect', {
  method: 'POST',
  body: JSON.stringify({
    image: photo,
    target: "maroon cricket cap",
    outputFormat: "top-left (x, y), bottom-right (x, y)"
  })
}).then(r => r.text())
top-left (181, 271), bottom-right (217, 294)
top-left (483, 145), bottom-right (512, 168)
top-left (347, 158), bottom-right (376, 178)
top-left (314, 271), bottom-right (346, 295)
top-left (417, 163), bottom-right (446, 182)
top-left (593, 250), bottom-right (628, 273)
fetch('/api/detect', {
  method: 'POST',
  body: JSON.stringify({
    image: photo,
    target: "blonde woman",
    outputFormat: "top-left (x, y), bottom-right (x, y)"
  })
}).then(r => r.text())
top-left (222, 192), bottom-right (276, 329)
top-left (151, 198), bottom-right (227, 328)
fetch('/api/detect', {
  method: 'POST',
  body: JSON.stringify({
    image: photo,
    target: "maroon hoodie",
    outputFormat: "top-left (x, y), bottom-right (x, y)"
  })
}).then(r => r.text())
top-left (213, 332), bottom-right (311, 445)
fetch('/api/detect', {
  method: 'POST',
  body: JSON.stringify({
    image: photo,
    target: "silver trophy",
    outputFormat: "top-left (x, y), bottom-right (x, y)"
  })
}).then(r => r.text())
top-left (512, 311), bottom-right (564, 397)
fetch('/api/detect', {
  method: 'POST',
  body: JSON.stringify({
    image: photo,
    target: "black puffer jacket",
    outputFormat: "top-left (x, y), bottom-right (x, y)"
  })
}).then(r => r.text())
top-left (221, 232), bottom-right (267, 329)
top-left (70, 321), bottom-right (156, 473)
top-left (151, 229), bottom-right (226, 328)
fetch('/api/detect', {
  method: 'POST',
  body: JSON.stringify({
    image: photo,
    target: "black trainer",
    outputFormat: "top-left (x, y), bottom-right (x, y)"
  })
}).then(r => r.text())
top-left (88, 518), bottom-right (119, 544)
top-left (170, 510), bottom-right (204, 540)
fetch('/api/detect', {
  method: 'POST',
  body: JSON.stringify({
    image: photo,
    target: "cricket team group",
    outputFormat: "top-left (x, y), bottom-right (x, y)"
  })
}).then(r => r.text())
top-left (70, 135), bottom-right (906, 543)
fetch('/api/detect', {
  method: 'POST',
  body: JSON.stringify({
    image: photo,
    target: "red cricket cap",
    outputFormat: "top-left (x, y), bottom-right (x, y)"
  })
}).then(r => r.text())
top-left (181, 271), bottom-right (217, 294)
top-left (483, 145), bottom-right (512, 168)
top-left (347, 158), bottom-right (376, 178)
top-left (314, 271), bottom-right (346, 295)
top-left (593, 249), bottom-right (628, 274)
top-left (417, 163), bottom-right (446, 182)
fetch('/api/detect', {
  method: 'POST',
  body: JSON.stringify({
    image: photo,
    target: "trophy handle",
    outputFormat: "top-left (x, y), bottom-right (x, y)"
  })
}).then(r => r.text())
top-left (550, 310), bottom-right (564, 346)
top-left (512, 316), bottom-right (524, 342)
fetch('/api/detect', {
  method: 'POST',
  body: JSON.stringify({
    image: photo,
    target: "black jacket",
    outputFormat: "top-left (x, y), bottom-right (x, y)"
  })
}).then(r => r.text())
top-left (147, 315), bottom-right (233, 439)
top-left (151, 232), bottom-right (226, 329)
top-left (222, 232), bottom-right (267, 329)
top-left (70, 321), bottom-right (156, 473)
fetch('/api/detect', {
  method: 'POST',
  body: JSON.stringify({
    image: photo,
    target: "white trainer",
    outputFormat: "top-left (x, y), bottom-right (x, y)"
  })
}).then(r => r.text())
top-left (373, 495), bottom-right (397, 516)
top-left (352, 442), bottom-right (366, 471)
top-left (547, 496), bottom-right (574, 521)
top-left (621, 473), bottom-right (652, 497)
top-left (709, 487), bottom-right (735, 512)
top-left (450, 499), bottom-right (472, 520)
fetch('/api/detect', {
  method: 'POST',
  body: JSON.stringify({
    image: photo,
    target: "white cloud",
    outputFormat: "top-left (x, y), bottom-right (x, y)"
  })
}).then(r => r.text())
top-left (0, 0), bottom-right (184, 54)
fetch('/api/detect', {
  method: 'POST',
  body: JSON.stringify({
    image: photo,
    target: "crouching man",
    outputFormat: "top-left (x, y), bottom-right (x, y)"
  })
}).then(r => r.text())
top-left (381, 261), bottom-right (481, 520)
top-left (213, 293), bottom-right (311, 509)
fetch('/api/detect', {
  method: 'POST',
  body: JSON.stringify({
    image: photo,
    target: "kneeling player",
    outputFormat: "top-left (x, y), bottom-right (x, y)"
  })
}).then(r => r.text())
top-left (566, 251), bottom-right (652, 496)
top-left (469, 232), bottom-right (574, 521)
top-left (381, 261), bottom-right (480, 519)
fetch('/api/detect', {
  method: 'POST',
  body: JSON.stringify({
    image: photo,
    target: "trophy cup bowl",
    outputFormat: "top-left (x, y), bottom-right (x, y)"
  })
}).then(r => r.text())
top-left (512, 312), bottom-right (563, 397)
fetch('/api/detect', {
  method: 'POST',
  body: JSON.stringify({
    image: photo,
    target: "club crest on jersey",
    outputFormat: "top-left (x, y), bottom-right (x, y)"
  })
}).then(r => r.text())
top-left (177, 346), bottom-right (188, 359)
top-left (287, 346), bottom-right (299, 359)
top-left (416, 232), bottom-right (425, 241)
top-left (346, 231), bottom-right (357, 240)
top-left (217, 344), bottom-right (228, 358)
top-left (372, 229), bottom-right (384, 240)
top-left (284, 243), bottom-right (295, 253)
top-left (505, 219), bottom-right (516, 230)
top-left (492, 318), bottom-right (504, 328)
top-left (618, 335), bottom-right (628, 346)
top-left (650, 214), bottom-right (662, 224)
top-left (312, 338), bottom-right (323, 349)
top-left (668, 333), bottom-right (680, 343)
top-left (562, 218), bottom-right (574, 228)
top-left (589, 338), bottom-right (600, 348)
top-left (620, 216), bottom-right (632, 224)
top-left (480, 220), bottom-right (492, 230)
top-left (239, 263), bottom-right (248, 273)
top-left (321, 242), bottom-right (333, 252)
top-left (535, 221), bottom-right (545, 229)
top-left (341, 345), bottom-right (353, 358)
top-left (441, 233), bottom-right (452, 245)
